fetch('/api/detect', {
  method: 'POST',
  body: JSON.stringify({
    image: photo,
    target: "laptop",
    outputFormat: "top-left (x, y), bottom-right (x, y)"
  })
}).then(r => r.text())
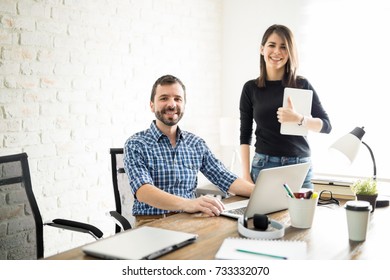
top-left (221, 162), bottom-right (310, 219)
top-left (82, 226), bottom-right (198, 260)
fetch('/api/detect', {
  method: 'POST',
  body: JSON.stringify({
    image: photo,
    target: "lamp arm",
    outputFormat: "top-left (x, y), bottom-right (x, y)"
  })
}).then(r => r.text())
top-left (362, 141), bottom-right (377, 180)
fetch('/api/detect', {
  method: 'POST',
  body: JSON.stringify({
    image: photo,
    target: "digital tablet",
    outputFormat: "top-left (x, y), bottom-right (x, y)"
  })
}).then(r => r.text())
top-left (280, 87), bottom-right (313, 136)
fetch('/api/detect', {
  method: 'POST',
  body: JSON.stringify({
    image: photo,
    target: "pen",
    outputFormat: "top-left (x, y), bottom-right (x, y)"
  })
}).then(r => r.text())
top-left (236, 249), bottom-right (287, 260)
top-left (283, 183), bottom-right (295, 198)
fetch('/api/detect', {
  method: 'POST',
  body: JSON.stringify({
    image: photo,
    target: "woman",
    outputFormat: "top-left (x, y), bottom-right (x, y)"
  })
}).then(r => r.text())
top-left (239, 24), bottom-right (332, 188)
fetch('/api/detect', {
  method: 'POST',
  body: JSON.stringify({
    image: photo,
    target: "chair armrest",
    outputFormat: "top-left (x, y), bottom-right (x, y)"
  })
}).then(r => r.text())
top-left (109, 211), bottom-right (132, 231)
top-left (45, 219), bottom-right (104, 239)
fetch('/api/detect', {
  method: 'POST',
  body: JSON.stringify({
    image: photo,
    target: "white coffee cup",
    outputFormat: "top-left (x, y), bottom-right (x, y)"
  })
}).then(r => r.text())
top-left (288, 196), bottom-right (319, 229)
top-left (345, 200), bottom-right (371, 241)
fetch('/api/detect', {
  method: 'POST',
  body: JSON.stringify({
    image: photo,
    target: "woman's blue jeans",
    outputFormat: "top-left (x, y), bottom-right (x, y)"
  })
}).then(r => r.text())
top-left (251, 153), bottom-right (313, 189)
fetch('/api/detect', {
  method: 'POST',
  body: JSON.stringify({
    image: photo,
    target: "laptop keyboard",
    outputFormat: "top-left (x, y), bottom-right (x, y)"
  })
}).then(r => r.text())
top-left (226, 207), bottom-right (246, 215)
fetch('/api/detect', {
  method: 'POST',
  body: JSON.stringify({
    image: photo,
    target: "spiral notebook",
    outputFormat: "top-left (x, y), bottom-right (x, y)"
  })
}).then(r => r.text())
top-left (215, 237), bottom-right (307, 260)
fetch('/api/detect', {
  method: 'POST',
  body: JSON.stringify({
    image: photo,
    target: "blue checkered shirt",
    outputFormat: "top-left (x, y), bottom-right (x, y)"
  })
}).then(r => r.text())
top-left (123, 121), bottom-right (238, 215)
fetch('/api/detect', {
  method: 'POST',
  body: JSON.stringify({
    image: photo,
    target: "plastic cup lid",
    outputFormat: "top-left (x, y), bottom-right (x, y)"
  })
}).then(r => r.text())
top-left (344, 200), bottom-right (372, 211)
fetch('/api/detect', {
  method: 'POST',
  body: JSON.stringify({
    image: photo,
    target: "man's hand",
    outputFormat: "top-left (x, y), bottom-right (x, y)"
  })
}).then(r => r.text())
top-left (182, 195), bottom-right (225, 216)
top-left (137, 184), bottom-right (226, 216)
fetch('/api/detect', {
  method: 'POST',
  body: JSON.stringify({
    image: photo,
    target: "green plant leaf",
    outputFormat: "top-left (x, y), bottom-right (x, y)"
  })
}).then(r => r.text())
top-left (350, 178), bottom-right (378, 195)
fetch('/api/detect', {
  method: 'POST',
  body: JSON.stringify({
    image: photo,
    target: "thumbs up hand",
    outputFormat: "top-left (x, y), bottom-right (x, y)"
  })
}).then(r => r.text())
top-left (277, 96), bottom-right (301, 123)
top-left (286, 95), bottom-right (294, 110)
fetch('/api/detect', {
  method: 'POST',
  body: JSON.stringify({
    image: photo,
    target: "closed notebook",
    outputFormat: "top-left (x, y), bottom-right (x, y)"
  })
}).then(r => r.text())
top-left (215, 237), bottom-right (307, 260)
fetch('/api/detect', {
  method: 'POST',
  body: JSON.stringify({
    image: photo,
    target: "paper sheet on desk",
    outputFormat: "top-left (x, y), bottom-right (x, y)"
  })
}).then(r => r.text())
top-left (215, 237), bottom-right (307, 260)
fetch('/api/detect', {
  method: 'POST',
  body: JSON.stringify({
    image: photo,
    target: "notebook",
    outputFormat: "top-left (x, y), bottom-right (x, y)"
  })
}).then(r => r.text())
top-left (82, 226), bottom-right (198, 260)
top-left (311, 176), bottom-right (353, 187)
top-left (280, 87), bottom-right (313, 136)
top-left (221, 162), bottom-right (310, 219)
top-left (215, 237), bottom-right (307, 260)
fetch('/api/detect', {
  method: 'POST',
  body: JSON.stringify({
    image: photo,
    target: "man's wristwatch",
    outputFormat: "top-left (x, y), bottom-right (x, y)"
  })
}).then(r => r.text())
top-left (298, 115), bottom-right (307, 126)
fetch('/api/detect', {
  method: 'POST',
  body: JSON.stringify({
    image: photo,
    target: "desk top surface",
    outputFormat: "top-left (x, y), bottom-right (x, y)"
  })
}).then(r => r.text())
top-left (46, 196), bottom-right (390, 260)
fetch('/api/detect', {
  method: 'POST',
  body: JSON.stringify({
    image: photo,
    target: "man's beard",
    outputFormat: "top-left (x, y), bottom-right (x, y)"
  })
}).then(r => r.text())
top-left (155, 108), bottom-right (184, 126)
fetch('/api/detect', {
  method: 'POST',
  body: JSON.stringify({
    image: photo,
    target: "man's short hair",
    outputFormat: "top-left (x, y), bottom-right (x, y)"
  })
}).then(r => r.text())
top-left (150, 74), bottom-right (186, 102)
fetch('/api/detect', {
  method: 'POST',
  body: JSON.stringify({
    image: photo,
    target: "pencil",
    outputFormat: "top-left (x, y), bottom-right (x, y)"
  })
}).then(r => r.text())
top-left (236, 249), bottom-right (287, 260)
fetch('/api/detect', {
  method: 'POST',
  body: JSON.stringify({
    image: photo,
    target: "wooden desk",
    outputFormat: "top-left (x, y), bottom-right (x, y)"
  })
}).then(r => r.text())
top-left (46, 196), bottom-right (390, 260)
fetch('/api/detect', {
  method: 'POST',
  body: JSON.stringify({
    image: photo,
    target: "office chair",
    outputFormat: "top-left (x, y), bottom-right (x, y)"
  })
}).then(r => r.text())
top-left (109, 148), bottom-right (133, 232)
top-left (0, 152), bottom-right (103, 260)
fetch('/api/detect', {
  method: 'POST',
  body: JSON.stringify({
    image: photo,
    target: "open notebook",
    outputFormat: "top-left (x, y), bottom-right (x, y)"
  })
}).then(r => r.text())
top-left (82, 226), bottom-right (198, 260)
top-left (215, 237), bottom-right (307, 260)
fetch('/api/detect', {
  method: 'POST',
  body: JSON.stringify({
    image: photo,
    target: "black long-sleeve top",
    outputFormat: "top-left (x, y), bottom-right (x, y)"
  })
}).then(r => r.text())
top-left (239, 78), bottom-right (332, 157)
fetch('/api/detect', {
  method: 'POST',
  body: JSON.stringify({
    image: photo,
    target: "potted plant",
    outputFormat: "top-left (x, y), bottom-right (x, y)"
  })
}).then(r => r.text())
top-left (350, 178), bottom-right (378, 212)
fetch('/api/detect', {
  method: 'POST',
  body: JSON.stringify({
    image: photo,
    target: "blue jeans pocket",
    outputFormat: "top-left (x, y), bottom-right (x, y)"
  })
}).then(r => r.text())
top-left (250, 153), bottom-right (313, 189)
top-left (251, 153), bottom-right (266, 169)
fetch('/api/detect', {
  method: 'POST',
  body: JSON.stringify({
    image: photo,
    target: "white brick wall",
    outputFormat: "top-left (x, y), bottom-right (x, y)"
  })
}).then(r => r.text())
top-left (1, 0), bottom-right (223, 257)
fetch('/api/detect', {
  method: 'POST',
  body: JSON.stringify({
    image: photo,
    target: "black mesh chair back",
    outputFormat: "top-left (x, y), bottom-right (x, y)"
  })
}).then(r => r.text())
top-left (0, 153), bottom-right (103, 260)
top-left (110, 148), bottom-right (134, 232)
top-left (0, 153), bottom-right (43, 259)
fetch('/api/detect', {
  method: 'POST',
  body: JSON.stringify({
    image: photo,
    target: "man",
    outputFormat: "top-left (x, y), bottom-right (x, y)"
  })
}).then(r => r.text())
top-left (124, 75), bottom-right (254, 226)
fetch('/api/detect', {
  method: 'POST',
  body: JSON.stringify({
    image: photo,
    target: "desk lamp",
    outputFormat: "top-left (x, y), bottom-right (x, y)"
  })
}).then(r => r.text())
top-left (329, 126), bottom-right (388, 207)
